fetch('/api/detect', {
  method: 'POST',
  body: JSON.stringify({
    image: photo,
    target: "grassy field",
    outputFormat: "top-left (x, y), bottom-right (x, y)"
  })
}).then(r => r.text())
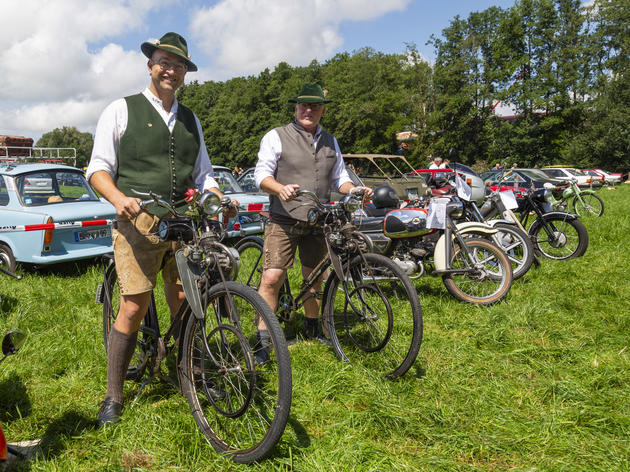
top-left (1, 185), bottom-right (629, 471)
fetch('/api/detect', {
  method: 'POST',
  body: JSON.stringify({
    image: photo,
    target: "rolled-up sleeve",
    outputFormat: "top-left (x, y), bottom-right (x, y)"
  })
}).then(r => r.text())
top-left (192, 114), bottom-right (219, 191)
top-left (86, 99), bottom-right (126, 182)
top-left (332, 138), bottom-right (352, 190)
top-left (254, 129), bottom-right (282, 188)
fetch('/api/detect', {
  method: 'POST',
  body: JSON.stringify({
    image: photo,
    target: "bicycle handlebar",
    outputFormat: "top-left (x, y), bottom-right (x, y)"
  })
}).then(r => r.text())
top-left (132, 189), bottom-right (235, 217)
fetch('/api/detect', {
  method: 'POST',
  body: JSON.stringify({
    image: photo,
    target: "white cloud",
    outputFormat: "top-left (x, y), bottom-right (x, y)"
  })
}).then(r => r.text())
top-left (0, 0), bottom-right (169, 138)
top-left (190, 0), bottom-right (410, 79)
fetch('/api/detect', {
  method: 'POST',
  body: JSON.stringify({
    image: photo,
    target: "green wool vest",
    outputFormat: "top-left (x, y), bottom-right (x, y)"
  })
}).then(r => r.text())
top-left (117, 93), bottom-right (200, 217)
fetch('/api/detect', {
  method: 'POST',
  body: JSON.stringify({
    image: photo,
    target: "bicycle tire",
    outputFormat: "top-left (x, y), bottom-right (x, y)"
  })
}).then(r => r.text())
top-left (442, 237), bottom-right (513, 305)
top-left (180, 281), bottom-right (292, 463)
top-left (324, 253), bottom-right (423, 380)
top-left (572, 193), bottom-right (604, 217)
top-left (235, 240), bottom-right (265, 289)
top-left (102, 263), bottom-right (158, 382)
top-left (492, 223), bottom-right (535, 280)
top-left (529, 214), bottom-right (589, 260)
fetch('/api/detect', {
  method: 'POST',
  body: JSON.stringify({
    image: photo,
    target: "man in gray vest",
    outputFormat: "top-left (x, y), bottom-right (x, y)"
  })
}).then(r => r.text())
top-left (253, 83), bottom-right (372, 362)
top-left (87, 32), bottom-right (236, 427)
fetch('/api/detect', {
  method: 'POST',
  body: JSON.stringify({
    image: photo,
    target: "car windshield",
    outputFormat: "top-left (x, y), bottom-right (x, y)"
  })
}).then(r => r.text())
top-left (15, 171), bottom-right (99, 206)
top-left (451, 163), bottom-right (479, 177)
top-left (520, 169), bottom-right (551, 179)
top-left (567, 168), bottom-right (585, 176)
top-left (214, 169), bottom-right (244, 194)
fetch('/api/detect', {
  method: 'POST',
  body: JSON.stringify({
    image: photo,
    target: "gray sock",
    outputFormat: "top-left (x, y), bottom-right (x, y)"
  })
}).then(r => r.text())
top-left (105, 327), bottom-right (138, 403)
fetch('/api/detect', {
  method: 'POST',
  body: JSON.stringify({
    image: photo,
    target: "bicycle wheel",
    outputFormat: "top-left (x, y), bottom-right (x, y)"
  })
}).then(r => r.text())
top-left (572, 193), bottom-right (604, 217)
top-left (180, 281), bottom-right (291, 463)
top-left (491, 223), bottom-right (535, 280)
top-left (102, 263), bottom-right (158, 382)
top-left (529, 214), bottom-right (589, 260)
top-left (442, 237), bottom-right (513, 305)
top-left (324, 253), bottom-right (423, 380)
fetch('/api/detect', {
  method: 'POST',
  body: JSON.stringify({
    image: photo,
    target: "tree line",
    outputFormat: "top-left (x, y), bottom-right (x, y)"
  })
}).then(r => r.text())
top-left (38, 0), bottom-right (628, 172)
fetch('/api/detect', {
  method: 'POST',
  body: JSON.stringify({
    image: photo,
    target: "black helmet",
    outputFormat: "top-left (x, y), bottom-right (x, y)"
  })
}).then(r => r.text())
top-left (372, 185), bottom-right (399, 209)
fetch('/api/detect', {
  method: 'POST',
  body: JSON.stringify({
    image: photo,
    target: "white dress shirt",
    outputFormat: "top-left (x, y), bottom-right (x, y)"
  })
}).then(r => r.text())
top-left (254, 123), bottom-right (352, 190)
top-left (87, 88), bottom-right (219, 191)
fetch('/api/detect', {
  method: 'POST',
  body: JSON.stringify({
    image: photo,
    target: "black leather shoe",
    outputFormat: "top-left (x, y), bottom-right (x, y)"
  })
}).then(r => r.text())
top-left (97, 398), bottom-right (123, 428)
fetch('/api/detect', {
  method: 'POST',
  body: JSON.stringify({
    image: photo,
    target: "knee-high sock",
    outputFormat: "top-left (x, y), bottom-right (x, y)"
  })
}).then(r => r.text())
top-left (105, 327), bottom-right (138, 403)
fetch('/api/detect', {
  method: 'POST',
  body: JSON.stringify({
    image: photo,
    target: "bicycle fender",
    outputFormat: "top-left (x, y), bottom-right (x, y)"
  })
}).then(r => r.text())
top-left (484, 219), bottom-right (515, 227)
top-left (528, 212), bottom-right (578, 236)
top-left (234, 235), bottom-right (264, 250)
top-left (434, 222), bottom-right (498, 272)
top-left (175, 248), bottom-right (205, 319)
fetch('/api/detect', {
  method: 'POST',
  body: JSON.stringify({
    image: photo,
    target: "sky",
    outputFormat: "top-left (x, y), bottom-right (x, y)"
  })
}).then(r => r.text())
top-left (1, 0), bottom-right (534, 143)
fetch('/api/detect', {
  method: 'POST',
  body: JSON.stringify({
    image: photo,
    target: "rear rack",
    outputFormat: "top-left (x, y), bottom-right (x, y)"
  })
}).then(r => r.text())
top-left (0, 146), bottom-right (77, 167)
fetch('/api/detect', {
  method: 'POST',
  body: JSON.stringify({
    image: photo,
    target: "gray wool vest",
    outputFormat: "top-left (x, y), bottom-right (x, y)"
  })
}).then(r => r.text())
top-left (270, 122), bottom-right (339, 222)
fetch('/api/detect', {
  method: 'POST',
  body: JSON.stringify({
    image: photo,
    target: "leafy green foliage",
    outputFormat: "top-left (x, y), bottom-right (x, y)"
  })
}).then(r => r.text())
top-left (36, 126), bottom-right (94, 168)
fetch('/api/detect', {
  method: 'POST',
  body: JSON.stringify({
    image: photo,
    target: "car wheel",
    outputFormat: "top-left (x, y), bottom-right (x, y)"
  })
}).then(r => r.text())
top-left (0, 244), bottom-right (17, 273)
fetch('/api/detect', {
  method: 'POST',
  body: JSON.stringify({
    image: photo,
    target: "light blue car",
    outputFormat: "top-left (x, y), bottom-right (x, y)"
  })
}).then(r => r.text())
top-left (0, 163), bottom-right (115, 271)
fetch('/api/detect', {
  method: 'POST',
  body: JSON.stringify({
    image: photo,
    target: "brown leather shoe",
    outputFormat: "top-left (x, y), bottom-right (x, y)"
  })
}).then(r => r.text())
top-left (97, 398), bottom-right (123, 428)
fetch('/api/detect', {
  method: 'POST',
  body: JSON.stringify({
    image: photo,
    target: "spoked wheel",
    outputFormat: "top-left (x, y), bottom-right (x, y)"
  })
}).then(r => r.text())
top-left (180, 281), bottom-right (291, 463)
top-left (491, 223), bottom-right (535, 280)
top-left (442, 237), bottom-right (513, 305)
top-left (572, 194), bottom-right (604, 217)
top-left (529, 215), bottom-right (589, 260)
top-left (325, 253), bottom-right (423, 380)
top-left (102, 263), bottom-right (157, 381)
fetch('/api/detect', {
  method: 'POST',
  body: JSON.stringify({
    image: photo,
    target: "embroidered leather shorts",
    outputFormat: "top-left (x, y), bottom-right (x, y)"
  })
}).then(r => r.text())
top-left (262, 220), bottom-right (327, 271)
top-left (112, 212), bottom-right (181, 295)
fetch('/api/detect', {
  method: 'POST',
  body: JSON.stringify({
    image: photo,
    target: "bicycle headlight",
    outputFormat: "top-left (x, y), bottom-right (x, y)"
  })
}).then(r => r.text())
top-left (343, 194), bottom-right (361, 213)
top-left (199, 192), bottom-right (221, 216)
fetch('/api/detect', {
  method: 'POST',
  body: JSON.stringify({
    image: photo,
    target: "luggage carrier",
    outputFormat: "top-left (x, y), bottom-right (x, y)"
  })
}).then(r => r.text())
top-left (0, 146), bottom-right (77, 167)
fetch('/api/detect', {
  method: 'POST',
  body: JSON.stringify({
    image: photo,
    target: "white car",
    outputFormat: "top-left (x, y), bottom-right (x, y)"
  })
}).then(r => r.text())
top-left (541, 167), bottom-right (600, 188)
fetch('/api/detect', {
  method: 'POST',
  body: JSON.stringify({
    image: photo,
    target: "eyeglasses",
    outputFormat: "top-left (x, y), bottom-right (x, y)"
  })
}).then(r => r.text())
top-left (297, 102), bottom-right (324, 110)
top-left (152, 58), bottom-right (187, 74)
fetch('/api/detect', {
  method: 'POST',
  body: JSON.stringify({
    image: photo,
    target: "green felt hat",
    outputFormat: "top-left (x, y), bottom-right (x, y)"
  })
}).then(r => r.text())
top-left (288, 83), bottom-right (332, 103)
top-left (141, 32), bottom-right (198, 72)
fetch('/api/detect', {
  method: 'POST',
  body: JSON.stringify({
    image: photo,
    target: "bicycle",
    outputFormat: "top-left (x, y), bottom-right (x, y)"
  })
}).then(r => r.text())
top-left (235, 189), bottom-right (423, 380)
top-left (549, 178), bottom-right (604, 217)
top-left (96, 190), bottom-right (291, 463)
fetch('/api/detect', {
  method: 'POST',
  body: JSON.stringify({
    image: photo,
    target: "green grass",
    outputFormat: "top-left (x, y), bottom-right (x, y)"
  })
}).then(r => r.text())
top-left (1, 186), bottom-right (629, 471)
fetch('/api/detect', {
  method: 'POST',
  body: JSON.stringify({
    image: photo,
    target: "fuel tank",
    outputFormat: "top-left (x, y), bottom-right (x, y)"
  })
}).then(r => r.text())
top-left (383, 208), bottom-right (434, 239)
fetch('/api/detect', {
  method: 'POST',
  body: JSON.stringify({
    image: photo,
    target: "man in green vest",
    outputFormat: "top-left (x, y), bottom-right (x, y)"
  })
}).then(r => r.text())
top-left (87, 32), bottom-right (236, 427)
top-left (253, 83), bottom-right (373, 362)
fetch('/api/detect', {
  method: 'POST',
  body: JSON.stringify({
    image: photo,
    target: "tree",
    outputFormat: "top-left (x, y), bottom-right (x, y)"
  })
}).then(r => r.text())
top-left (36, 126), bottom-right (94, 168)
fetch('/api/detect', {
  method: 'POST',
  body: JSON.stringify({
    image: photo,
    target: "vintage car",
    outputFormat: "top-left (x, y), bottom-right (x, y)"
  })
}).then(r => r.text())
top-left (480, 168), bottom-right (568, 196)
top-left (583, 168), bottom-right (623, 185)
top-left (541, 166), bottom-right (600, 188)
top-left (213, 166), bottom-right (269, 239)
top-left (0, 163), bottom-right (115, 271)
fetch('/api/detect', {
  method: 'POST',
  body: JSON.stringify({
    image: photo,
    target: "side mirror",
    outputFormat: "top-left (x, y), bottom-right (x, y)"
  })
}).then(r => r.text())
top-left (1, 330), bottom-right (26, 357)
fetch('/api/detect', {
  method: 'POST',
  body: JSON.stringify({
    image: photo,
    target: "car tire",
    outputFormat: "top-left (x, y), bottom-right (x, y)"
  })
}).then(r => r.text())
top-left (0, 244), bottom-right (17, 273)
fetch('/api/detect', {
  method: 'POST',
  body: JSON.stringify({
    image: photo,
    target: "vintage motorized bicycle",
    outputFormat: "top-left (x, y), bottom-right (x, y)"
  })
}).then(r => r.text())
top-left (235, 189), bottom-right (424, 380)
top-left (480, 174), bottom-right (589, 260)
top-left (462, 186), bottom-right (538, 280)
top-left (548, 178), bottom-right (604, 217)
top-left (0, 330), bottom-right (27, 463)
top-left (97, 190), bottom-right (291, 463)
top-left (357, 185), bottom-right (513, 305)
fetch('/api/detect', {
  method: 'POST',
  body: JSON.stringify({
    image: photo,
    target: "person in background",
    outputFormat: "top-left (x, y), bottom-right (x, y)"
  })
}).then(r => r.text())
top-left (87, 32), bottom-right (236, 427)
top-left (252, 83), bottom-right (372, 362)
top-left (429, 156), bottom-right (442, 169)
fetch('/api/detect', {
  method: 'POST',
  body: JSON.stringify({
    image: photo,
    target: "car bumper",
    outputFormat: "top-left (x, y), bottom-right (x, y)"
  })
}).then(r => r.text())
top-left (24, 245), bottom-right (113, 265)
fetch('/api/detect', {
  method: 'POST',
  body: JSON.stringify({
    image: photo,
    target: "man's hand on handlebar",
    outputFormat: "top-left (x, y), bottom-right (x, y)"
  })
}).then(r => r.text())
top-left (114, 195), bottom-right (142, 220)
top-left (224, 198), bottom-right (240, 218)
top-left (278, 184), bottom-right (300, 202)
top-left (350, 186), bottom-right (373, 200)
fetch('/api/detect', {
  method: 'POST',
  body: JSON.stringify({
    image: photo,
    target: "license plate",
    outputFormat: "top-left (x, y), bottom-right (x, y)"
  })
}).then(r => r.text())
top-left (75, 227), bottom-right (112, 242)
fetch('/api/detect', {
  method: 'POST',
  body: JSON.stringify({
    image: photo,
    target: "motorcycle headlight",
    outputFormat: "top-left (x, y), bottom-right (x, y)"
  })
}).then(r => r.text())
top-left (446, 198), bottom-right (464, 219)
top-left (198, 192), bottom-right (221, 216)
